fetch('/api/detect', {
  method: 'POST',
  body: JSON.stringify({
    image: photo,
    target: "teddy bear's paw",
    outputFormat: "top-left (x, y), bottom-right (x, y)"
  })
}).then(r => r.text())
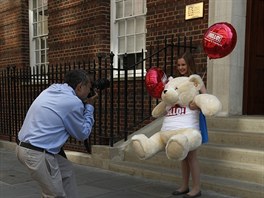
top-left (195, 94), bottom-right (222, 116)
top-left (131, 134), bottom-right (148, 159)
top-left (202, 104), bottom-right (221, 116)
top-left (131, 140), bottom-right (146, 159)
top-left (166, 135), bottom-right (189, 161)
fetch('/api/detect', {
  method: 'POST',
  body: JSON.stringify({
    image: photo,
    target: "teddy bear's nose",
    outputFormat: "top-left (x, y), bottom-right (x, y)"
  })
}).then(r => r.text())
top-left (163, 90), bottom-right (167, 94)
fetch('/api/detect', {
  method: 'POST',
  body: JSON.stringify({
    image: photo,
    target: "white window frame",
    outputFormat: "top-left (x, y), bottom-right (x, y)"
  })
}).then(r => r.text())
top-left (110, 0), bottom-right (147, 77)
top-left (29, 0), bottom-right (49, 75)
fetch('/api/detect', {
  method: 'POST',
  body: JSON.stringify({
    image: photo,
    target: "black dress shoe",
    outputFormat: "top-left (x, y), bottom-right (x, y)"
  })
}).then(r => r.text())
top-left (172, 188), bottom-right (189, 195)
top-left (182, 191), bottom-right (201, 198)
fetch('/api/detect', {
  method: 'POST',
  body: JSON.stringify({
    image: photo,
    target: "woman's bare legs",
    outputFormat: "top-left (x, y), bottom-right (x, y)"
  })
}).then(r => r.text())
top-left (175, 149), bottom-right (201, 195)
top-left (176, 158), bottom-right (190, 192)
top-left (186, 149), bottom-right (201, 196)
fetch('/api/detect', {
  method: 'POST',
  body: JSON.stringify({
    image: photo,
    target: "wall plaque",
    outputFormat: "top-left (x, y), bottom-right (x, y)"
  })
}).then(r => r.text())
top-left (185, 2), bottom-right (204, 20)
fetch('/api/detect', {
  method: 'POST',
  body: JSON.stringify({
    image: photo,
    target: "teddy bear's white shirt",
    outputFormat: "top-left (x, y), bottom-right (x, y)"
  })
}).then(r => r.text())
top-left (161, 105), bottom-right (199, 131)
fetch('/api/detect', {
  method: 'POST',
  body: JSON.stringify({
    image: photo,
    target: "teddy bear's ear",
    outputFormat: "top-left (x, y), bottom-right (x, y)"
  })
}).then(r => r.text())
top-left (189, 74), bottom-right (204, 90)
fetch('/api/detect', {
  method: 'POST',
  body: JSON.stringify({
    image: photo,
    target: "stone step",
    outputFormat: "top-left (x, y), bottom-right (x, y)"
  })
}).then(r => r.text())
top-left (200, 157), bottom-right (263, 184)
top-left (114, 116), bottom-right (264, 197)
top-left (198, 144), bottom-right (264, 166)
top-left (108, 160), bottom-right (264, 198)
top-left (206, 116), bottom-right (264, 133)
top-left (207, 130), bottom-right (264, 150)
top-left (124, 150), bottom-right (181, 169)
top-left (124, 150), bottom-right (263, 184)
top-left (125, 143), bottom-right (263, 167)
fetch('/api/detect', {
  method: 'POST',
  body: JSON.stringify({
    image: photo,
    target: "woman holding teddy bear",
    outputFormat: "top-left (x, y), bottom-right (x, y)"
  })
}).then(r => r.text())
top-left (171, 51), bottom-right (206, 198)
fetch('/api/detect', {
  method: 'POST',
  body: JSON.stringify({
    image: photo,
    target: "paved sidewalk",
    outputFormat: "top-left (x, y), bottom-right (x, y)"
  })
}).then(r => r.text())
top-left (0, 147), bottom-right (237, 198)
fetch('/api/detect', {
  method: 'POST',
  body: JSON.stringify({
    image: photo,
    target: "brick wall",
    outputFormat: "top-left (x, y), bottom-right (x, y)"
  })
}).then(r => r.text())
top-left (0, 0), bottom-right (208, 73)
top-left (48, 0), bottom-right (110, 65)
top-left (146, 0), bottom-right (209, 77)
top-left (0, 0), bottom-right (29, 69)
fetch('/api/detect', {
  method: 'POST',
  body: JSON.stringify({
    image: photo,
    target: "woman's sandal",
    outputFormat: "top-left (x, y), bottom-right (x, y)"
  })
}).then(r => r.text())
top-left (182, 191), bottom-right (202, 198)
top-left (172, 188), bottom-right (189, 196)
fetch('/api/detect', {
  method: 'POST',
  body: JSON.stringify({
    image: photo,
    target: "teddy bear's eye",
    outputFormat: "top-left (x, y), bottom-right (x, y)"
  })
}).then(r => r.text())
top-left (175, 87), bottom-right (178, 90)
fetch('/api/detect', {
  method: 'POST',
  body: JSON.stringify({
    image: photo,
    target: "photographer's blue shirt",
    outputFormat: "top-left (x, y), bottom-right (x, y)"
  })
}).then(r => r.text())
top-left (18, 83), bottom-right (94, 154)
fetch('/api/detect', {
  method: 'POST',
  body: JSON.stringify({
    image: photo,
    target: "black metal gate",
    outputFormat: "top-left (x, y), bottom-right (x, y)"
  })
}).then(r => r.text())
top-left (0, 36), bottom-right (197, 153)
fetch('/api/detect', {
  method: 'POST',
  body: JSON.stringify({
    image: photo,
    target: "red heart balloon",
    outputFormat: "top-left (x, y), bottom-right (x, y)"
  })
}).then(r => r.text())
top-left (203, 22), bottom-right (237, 59)
top-left (145, 67), bottom-right (167, 99)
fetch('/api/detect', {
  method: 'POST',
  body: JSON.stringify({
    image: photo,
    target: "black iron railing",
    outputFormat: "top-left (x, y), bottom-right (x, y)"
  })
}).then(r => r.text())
top-left (0, 36), bottom-right (196, 153)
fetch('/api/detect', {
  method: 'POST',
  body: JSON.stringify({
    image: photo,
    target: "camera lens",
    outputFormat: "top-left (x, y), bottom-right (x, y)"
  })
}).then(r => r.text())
top-left (93, 78), bottom-right (110, 90)
top-left (87, 78), bottom-right (110, 98)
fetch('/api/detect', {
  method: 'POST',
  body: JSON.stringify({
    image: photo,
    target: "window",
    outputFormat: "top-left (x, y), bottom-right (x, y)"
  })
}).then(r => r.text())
top-left (111, 0), bottom-right (146, 73)
top-left (29, 0), bottom-right (49, 74)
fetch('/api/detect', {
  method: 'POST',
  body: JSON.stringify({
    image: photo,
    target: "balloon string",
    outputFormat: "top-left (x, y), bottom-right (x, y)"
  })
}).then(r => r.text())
top-left (201, 70), bottom-right (206, 80)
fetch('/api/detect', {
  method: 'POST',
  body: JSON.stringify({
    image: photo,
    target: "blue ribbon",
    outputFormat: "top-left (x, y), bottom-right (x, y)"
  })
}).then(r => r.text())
top-left (199, 112), bottom-right (208, 144)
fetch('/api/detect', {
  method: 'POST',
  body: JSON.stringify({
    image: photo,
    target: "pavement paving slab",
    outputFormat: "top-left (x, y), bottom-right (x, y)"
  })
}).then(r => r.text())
top-left (0, 147), bottom-right (237, 198)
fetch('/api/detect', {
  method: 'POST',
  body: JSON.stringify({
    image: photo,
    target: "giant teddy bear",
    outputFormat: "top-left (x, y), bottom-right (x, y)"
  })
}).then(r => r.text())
top-left (131, 74), bottom-right (222, 161)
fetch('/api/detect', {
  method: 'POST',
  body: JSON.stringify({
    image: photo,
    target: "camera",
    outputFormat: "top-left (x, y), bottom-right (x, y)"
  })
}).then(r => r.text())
top-left (87, 78), bottom-right (110, 98)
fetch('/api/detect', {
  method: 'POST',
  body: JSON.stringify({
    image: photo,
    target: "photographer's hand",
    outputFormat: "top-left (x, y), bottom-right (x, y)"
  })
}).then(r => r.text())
top-left (84, 91), bottom-right (98, 106)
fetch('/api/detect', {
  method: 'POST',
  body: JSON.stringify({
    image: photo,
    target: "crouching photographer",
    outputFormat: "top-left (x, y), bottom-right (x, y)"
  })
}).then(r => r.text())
top-left (16, 69), bottom-right (97, 198)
